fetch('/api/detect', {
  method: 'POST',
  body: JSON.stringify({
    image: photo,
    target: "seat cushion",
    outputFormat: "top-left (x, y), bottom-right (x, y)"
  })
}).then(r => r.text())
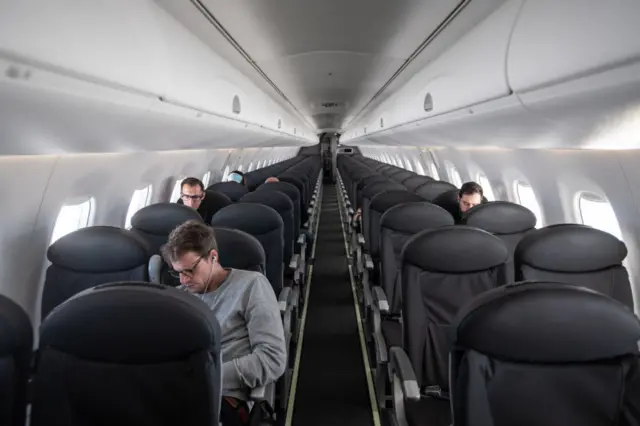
top-left (381, 319), bottom-right (402, 348)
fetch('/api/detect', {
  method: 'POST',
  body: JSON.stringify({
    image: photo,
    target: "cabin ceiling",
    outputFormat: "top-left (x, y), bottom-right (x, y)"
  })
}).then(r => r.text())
top-left (160, 0), bottom-right (507, 133)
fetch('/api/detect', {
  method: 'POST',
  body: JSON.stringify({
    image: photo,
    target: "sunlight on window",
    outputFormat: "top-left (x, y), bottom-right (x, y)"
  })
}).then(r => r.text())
top-left (202, 171), bottom-right (211, 187)
top-left (222, 166), bottom-right (230, 180)
top-left (125, 185), bottom-right (153, 229)
top-left (248, 162), bottom-right (254, 172)
top-left (446, 162), bottom-right (462, 187)
top-left (403, 155), bottom-right (414, 172)
top-left (515, 181), bottom-right (543, 227)
top-left (51, 198), bottom-right (95, 244)
top-left (477, 173), bottom-right (495, 201)
top-left (578, 193), bottom-right (623, 240)
top-left (413, 159), bottom-right (425, 175)
top-left (237, 164), bottom-right (243, 171)
top-left (170, 179), bottom-right (182, 202)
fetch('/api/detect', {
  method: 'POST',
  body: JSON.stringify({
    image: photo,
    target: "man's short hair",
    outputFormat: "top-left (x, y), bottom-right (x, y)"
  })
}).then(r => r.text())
top-left (459, 181), bottom-right (483, 198)
top-left (161, 220), bottom-right (218, 264)
top-left (181, 177), bottom-right (205, 192)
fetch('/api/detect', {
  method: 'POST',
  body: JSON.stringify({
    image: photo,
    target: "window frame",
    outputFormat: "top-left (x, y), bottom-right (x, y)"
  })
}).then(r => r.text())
top-left (124, 184), bottom-right (153, 229)
top-left (514, 180), bottom-right (544, 227)
top-left (576, 191), bottom-right (623, 240)
top-left (477, 173), bottom-right (495, 201)
top-left (50, 196), bottom-right (96, 244)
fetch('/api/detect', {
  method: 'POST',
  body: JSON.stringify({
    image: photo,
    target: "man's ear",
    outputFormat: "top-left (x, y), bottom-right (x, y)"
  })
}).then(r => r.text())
top-left (209, 249), bottom-right (219, 262)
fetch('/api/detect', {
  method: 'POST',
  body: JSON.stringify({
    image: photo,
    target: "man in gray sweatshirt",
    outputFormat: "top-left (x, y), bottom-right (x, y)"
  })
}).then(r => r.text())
top-left (161, 220), bottom-right (286, 425)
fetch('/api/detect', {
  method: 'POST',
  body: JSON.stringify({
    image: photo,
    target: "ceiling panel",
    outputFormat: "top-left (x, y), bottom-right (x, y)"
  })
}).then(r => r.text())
top-left (199, 0), bottom-right (465, 130)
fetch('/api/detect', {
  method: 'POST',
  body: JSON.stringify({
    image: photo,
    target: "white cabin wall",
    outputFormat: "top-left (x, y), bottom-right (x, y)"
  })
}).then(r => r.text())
top-left (0, 146), bottom-right (297, 326)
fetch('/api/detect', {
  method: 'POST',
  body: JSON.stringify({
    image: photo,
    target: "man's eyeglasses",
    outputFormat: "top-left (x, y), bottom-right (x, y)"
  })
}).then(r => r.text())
top-left (168, 256), bottom-right (204, 279)
top-left (181, 193), bottom-right (204, 201)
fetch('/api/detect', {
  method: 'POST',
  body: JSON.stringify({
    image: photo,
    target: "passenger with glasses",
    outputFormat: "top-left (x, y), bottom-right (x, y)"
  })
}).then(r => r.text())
top-left (177, 177), bottom-right (215, 222)
top-left (161, 220), bottom-right (286, 426)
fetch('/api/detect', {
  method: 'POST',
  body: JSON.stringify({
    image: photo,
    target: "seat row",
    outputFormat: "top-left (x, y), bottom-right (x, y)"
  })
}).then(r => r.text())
top-left (0, 154), bottom-right (323, 426)
top-left (335, 153), bottom-right (639, 426)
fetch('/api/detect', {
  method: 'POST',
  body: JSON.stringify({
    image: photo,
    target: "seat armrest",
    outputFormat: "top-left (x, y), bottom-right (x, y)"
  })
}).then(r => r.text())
top-left (357, 233), bottom-right (365, 245)
top-left (348, 207), bottom-right (354, 216)
top-left (372, 329), bottom-right (388, 365)
top-left (297, 234), bottom-right (306, 245)
top-left (307, 207), bottom-right (313, 216)
top-left (372, 286), bottom-right (390, 314)
top-left (390, 347), bottom-right (420, 401)
top-left (278, 287), bottom-right (291, 313)
top-left (289, 254), bottom-right (300, 271)
top-left (303, 220), bottom-right (309, 229)
top-left (363, 254), bottom-right (374, 270)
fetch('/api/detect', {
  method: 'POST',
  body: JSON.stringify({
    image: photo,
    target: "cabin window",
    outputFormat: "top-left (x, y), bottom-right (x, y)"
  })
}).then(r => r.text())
top-left (232, 95), bottom-right (241, 114)
top-left (202, 171), bottom-right (211, 187)
top-left (237, 164), bottom-right (243, 172)
top-left (446, 162), bottom-right (462, 187)
top-left (125, 185), bottom-right (153, 229)
top-left (403, 155), bottom-right (414, 172)
top-left (515, 181), bottom-right (543, 227)
top-left (578, 193), bottom-right (623, 240)
top-left (429, 162), bottom-right (440, 180)
top-left (477, 173), bottom-right (495, 201)
top-left (51, 197), bottom-right (95, 244)
top-left (222, 166), bottom-right (230, 181)
top-left (170, 179), bottom-right (184, 202)
top-left (413, 159), bottom-right (426, 175)
top-left (248, 162), bottom-right (254, 172)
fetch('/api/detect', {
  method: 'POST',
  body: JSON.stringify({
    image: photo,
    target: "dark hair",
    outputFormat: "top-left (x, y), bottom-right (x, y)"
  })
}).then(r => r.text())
top-left (181, 177), bottom-right (205, 192)
top-left (459, 181), bottom-right (483, 198)
top-left (161, 220), bottom-right (218, 263)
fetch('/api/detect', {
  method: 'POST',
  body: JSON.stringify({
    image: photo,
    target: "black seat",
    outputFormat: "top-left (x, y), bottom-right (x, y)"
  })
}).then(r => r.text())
top-left (0, 295), bottom-right (32, 426)
top-left (360, 181), bottom-right (406, 253)
top-left (385, 226), bottom-right (508, 426)
top-left (514, 223), bottom-right (633, 309)
top-left (130, 203), bottom-right (203, 253)
top-left (414, 181), bottom-right (457, 201)
top-left (211, 203), bottom-right (284, 294)
top-left (450, 281), bottom-right (640, 426)
top-left (432, 188), bottom-right (488, 223)
top-left (256, 181), bottom-right (302, 240)
top-left (42, 226), bottom-right (150, 322)
top-left (207, 181), bottom-right (248, 202)
top-left (462, 201), bottom-right (536, 281)
top-left (30, 282), bottom-right (222, 426)
top-left (215, 227), bottom-right (266, 274)
top-left (401, 175), bottom-right (434, 191)
top-left (177, 190), bottom-right (232, 223)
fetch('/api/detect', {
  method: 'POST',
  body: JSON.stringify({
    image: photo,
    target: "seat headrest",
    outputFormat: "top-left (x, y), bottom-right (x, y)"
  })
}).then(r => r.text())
top-left (131, 203), bottom-right (202, 235)
top-left (403, 225), bottom-right (508, 273)
top-left (206, 181), bottom-right (247, 201)
top-left (0, 294), bottom-right (32, 357)
top-left (453, 281), bottom-right (640, 362)
top-left (39, 282), bottom-right (220, 363)
top-left (463, 201), bottom-right (537, 234)
top-left (515, 223), bottom-right (627, 272)
top-left (239, 190), bottom-right (293, 213)
top-left (381, 202), bottom-right (454, 234)
top-left (47, 226), bottom-right (150, 273)
top-left (357, 174), bottom-right (388, 190)
top-left (370, 190), bottom-right (424, 213)
top-left (415, 181), bottom-right (458, 201)
top-left (214, 227), bottom-right (266, 272)
top-left (211, 203), bottom-right (283, 235)
top-left (202, 190), bottom-right (232, 207)
top-left (362, 181), bottom-right (406, 200)
top-left (256, 181), bottom-right (300, 199)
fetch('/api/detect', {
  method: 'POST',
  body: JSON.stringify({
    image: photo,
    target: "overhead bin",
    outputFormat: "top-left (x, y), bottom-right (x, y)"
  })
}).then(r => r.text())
top-left (507, 0), bottom-right (640, 93)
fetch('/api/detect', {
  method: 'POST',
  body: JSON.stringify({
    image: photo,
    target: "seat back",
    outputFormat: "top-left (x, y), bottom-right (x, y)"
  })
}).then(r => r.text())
top-left (450, 281), bottom-right (640, 426)
top-left (401, 226), bottom-right (508, 391)
top-left (43, 226), bottom-right (150, 322)
top-left (176, 190), bottom-right (232, 223)
top-left (368, 190), bottom-right (424, 260)
top-left (514, 223), bottom-right (633, 309)
top-left (211, 204), bottom-right (284, 293)
top-left (277, 176), bottom-right (307, 222)
top-left (360, 181), bottom-right (406, 251)
top-left (256, 181), bottom-right (302, 237)
top-left (30, 283), bottom-right (222, 426)
top-left (206, 181), bottom-right (248, 202)
top-left (414, 181), bottom-right (457, 201)
top-left (239, 190), bottom-right (295, 265)
top-left (356, 174), bottom-right (388, 208)
top-left (215, 227), bottom-right (266, 274)
top-left (379, 202), bottom-right (454, 313)
top-left (130, 203), bottom-right (203, 253)
top-left (0, 295), bottom-right (32, 426)
top-left (463, 201), bottom-right (536, 281)
top-left (401, 175), bottom-right (434, 191)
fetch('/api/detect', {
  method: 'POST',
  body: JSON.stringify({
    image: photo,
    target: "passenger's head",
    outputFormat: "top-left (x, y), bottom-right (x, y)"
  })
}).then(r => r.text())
top-left (458, 181), bottom-right (484, 213)
top-left (161, 220), bottom-right (223, 292)
top-left (227, 170), bottom-right (245, 186)
top-left (180, 177), bottom-right (205, 210)
top-left (265, 177), bottom-right (279, 183)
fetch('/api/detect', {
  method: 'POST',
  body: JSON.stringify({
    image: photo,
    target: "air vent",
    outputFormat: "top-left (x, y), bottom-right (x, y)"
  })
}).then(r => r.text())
top-left (424, 93), bottom-right (433, 112)
top-left (232, 95), bottom-right (241, 114)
